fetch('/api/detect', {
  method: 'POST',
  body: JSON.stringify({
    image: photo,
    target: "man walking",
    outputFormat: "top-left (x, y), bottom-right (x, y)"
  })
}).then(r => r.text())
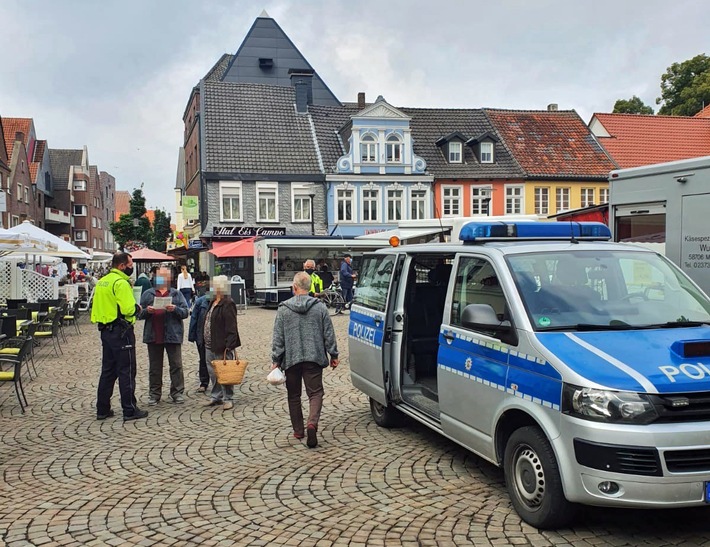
top-left (139, 267), bottom-right (189, 405)
top-left (188, 290), bottom-right (211, 393)
top-left (92, 252), bottom-right (148, 422)
top-left (271, 271), bottom-right (339, 448)
top-left (339, 253), bottom-right (357, 308)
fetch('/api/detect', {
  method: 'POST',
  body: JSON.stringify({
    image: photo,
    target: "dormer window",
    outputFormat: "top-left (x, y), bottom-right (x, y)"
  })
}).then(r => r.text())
top-left (360, 134), bottom-right (377, 163)
top-left (480, 142), bottom-right (494, 163)
top-left (386, 134), bottom-right (403, 163)
top-left (448, 141), bottom-right (462, 163)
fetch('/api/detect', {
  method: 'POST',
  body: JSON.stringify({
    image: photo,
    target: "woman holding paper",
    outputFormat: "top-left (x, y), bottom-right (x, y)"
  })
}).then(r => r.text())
top-left (177, 264), bottom-right (195, 307)
top-left (138, 268), bottom-right (189, 405)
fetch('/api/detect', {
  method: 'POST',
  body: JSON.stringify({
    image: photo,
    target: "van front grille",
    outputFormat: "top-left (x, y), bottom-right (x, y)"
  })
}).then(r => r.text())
top-left (664, 448), bottom-right (710, 473)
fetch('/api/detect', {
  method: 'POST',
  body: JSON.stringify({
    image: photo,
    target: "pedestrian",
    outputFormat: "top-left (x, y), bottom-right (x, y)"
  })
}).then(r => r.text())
top-left (303, 259), bottom-right (323, 297)
top-left (91, 252), bottom-right (148, 422)
top-left (188, 288), bottom-right (211, 393)
top-left (339, 253), bottom-right (357, 308)
top-left (203, 275), bottom-right (241, 411)
top-left (139, 267), bottom-right (189, 405)
top-left (177, 264), bottom-right (195, 307)
top-left (271, 271), bottom-right (339, 448)
top-left (135, 271), bottom-right (152, 295)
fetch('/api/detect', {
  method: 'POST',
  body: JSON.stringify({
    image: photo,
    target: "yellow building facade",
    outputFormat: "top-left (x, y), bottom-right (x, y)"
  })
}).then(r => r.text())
top-left (523, 180), bottom-right (610, 216)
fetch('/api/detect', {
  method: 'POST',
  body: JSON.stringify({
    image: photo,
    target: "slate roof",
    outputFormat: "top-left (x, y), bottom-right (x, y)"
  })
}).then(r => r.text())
top-left (486, 109), bottom-right (616, 178)
top-left (203, 81), bottom-right (323, 175)
top-left (0, 118), bottom-right (8, 170)
top-left (205, 54), bottom-right (233, 82)
top-left (309, 103), bottom-right (358, 173)
top-left (49, 149), bottom-right (83, 190)
top-left (401, 108), bottom-right (523, 179)
top-left (591, 112), bottom-right (710, 168)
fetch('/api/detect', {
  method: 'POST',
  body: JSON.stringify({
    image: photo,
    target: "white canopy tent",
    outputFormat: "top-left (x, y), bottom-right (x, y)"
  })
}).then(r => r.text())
top-left (0, 228), bottom-right (55, 257)
top-left (7, 220), bottom-right (90, 259)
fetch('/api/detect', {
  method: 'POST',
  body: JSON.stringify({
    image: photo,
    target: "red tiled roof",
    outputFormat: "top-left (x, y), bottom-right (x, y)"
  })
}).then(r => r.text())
top-left (486, 109), bottom-right (616, 178)
top-left (695, 105), bottom-right (710, 118)
top-left (591, 113), bottom-right (710, 168)
top-left (114, 190), bottom-right (131, 221)
top-left (1, 118), bottom-right (31, 159)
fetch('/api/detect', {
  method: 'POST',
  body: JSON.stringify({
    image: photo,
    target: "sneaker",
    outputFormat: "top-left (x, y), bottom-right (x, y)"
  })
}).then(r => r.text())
top-left (306, 424), bottom-right (318, 448)
top-left (147, 397), bottom-right (159, 406)
top-left (124, 409), bottom-right (149, 422)
top-left (96, 410), bottom-right (115, 421)
top-left (223, 401), bottom-right (234, 411)
top-left (205, 399), bottom-right (222, 407)
top-left (172, 395), bottom-right (185, 404)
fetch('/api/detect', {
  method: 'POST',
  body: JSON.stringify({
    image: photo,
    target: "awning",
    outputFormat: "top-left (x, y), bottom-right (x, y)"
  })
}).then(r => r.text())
top-left (209, 237), bottom-right (256, 258)
top-left (355, 227), bottom-right (449, 242)
top-left (129, 248), bottom-right (176, 262)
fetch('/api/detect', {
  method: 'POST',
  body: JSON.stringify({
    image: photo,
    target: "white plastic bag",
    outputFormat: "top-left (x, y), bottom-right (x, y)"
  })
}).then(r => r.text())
top-left (267, 367), bottom-right (286, 386)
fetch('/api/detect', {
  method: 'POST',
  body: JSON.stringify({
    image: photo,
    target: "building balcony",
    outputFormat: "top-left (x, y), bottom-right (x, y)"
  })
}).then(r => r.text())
top-left (45, 207), bottom-right (71, 224)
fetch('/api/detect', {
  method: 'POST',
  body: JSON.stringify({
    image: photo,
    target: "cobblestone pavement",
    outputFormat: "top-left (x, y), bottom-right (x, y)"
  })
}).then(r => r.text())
top-left (1, 307), bottom-right (710, 546)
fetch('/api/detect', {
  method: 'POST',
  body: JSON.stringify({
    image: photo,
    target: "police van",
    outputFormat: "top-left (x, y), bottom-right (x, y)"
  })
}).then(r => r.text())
top-left (348, 221), bottom-right (710, 529)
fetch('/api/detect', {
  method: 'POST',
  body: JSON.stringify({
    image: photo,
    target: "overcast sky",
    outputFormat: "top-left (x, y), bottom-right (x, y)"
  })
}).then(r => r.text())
top-left (1, 0), bottom-right (707, 215)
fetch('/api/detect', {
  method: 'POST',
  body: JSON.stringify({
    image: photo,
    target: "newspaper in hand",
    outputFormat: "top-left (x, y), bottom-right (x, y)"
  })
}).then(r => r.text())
top-left (153, 296), bottom-right (173, 310)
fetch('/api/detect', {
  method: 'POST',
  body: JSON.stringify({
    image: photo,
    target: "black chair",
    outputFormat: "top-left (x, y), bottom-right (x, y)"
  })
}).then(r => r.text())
top-left (0, 336), bottom-right (33, 412)
top-left (38, 299), bottom-right (60, 309)
top-left (35, 309), bottom-right (63, 357)
top-left (6, 299), bottom-right (27, 310)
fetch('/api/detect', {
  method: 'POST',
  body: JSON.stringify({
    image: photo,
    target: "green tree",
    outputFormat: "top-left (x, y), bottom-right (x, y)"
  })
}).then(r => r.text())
top-left (657, 54), bottom-right (710, 116)
top-left (151, 209), bottom-right (172, 252)
top-left (612, 95), bottom-right (654, 114)
top-left (109, 186), bottom-right (153, 251)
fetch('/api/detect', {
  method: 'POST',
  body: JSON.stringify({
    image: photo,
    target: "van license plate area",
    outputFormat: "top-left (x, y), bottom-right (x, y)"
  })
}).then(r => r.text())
top-left (705, 482), bottom-right (710, 503)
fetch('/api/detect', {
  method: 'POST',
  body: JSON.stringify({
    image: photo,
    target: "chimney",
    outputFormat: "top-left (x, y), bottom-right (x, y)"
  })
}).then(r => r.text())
top-left (547, 103), bottom-right (559, 112)
top-left (15, 131), bottom-right (24, 143)
top-left (358, 92), bottom-right (366, 110)
top-left (289, 70), bottom-right (313, 114)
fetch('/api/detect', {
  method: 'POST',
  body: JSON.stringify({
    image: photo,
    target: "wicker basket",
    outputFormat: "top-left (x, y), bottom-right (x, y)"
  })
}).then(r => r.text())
top-left (212, 351), bottom-right (248, 386)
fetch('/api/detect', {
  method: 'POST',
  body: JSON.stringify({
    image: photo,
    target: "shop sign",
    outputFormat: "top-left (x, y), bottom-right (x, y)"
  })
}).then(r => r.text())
top-left (212, 226), bottom-right (286, 238)
top-left (188, 239), bottom-right (206, 250)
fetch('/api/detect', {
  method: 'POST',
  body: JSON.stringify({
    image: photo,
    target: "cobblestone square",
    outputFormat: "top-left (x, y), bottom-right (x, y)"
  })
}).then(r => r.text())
top-left (1, 308), bottom-right (709, 546)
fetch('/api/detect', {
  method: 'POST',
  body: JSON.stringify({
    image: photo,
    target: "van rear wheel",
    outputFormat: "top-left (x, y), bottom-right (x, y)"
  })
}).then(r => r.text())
top-left (370, 397), bottom-right (405, 428)
top-left (503, 426), bottom-right (576, 529)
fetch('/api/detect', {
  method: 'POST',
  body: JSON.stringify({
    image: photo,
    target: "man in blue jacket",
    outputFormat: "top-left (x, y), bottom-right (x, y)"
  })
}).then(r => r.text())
top-left (339, 254), bottom-right (357, 308)
top-left (138, 267), bottom-right (189, 405)
top-left (188, 290), bottom-right (211, 393)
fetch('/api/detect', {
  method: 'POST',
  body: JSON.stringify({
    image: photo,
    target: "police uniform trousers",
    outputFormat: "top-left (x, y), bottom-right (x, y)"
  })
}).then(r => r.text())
top-left (97, 325), bottom-right (139, 418)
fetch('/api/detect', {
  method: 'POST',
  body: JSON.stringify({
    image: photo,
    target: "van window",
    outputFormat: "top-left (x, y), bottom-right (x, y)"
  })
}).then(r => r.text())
top-left (354, 255), bottom-right (396, 312)
top-left (451, 257), bottom-right (508, 327)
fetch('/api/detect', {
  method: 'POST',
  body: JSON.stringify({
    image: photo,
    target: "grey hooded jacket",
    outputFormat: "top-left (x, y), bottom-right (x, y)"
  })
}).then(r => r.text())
top-left (271, 294), bottom-right (338, 370)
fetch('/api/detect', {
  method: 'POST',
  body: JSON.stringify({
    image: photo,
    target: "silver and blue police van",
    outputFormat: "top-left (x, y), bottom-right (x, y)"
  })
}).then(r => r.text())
top-left (348, 220), bottom-right (710, 529)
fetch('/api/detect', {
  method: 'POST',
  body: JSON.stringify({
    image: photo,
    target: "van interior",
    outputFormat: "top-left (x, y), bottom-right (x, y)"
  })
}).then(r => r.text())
top-left (400, 254), bottom-right (455, 418)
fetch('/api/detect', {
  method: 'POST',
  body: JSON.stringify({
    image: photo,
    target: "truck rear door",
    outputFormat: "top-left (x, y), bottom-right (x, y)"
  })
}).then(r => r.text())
top-left (349, 253), bottom-right (401, 406)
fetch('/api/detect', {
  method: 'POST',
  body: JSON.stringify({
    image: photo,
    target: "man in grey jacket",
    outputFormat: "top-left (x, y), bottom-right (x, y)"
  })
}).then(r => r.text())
top-left (271, 271), bottom-right (339, 448)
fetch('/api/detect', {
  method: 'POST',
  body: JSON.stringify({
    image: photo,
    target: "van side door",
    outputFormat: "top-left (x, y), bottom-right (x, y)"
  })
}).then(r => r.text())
top-left (438, 255), bottom-right (515, 461)
top-left (349, 253), bottom-right (401, 406)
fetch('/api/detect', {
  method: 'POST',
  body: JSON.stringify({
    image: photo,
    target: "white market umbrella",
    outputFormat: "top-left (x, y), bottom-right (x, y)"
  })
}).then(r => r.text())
top-left (0, 228), bottom-right (51, 257)
top-left (7, 221), bottom-right (89, 259)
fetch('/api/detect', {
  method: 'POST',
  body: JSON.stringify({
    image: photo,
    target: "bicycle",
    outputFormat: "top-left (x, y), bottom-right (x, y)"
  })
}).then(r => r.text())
top-left (320, 282), bottom-right (348, 314)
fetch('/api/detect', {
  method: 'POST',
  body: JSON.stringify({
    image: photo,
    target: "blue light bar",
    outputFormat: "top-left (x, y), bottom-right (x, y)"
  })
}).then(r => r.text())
top-left (459, 221), bottom-right (611, 243)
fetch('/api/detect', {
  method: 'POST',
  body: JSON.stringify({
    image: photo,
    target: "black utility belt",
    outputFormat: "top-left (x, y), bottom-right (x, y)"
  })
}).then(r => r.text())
top-left (98, 319), bottom-right (132, 331)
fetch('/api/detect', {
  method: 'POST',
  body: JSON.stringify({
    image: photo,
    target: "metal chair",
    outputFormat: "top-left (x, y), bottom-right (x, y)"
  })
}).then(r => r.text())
top-left (0, 336), bottom-right (33, 413)
top-left (34, 309), bottom-right (63, 357)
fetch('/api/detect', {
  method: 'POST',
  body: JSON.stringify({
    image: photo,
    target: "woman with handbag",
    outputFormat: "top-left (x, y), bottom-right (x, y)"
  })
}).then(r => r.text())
top-left (203, 275), bottom-right (241, 410)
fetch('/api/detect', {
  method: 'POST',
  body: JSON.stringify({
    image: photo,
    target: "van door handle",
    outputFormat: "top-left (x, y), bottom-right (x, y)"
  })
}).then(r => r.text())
top-left (442, 332), bottom-right (455, 341)
top-left (374, 318), bottom-right (382, 327)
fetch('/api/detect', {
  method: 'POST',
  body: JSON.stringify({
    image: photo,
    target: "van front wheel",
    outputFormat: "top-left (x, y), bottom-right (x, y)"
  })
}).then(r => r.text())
top-left (503, 426), bottom-right (576, 529)
top-left (370, 397), bottom-right (405, 428)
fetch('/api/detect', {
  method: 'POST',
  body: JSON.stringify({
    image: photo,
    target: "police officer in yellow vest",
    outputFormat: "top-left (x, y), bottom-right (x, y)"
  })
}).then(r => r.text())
top-left (91, 252), bottom-right (148, 422)
top-left (303, 259), bottom-right (323, 297)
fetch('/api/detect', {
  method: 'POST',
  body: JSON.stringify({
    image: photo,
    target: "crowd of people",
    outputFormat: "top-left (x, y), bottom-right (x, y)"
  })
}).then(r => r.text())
top-left (91, 252), bottom-right (355, 449)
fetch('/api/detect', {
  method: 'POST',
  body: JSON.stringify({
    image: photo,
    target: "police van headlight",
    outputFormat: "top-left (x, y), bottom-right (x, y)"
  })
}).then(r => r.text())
top-left (562, 384), bottom-right (658, 424)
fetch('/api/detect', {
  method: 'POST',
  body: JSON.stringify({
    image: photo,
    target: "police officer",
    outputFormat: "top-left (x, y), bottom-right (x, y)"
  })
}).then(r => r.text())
top-left (303, 259), bottom-right (323, 297)
top-left (92, 252), bottom-right (148, 422)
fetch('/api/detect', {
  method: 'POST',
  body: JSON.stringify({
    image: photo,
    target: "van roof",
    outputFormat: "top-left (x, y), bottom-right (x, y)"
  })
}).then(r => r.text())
top-left (370, 240), bottom-right (652, 256)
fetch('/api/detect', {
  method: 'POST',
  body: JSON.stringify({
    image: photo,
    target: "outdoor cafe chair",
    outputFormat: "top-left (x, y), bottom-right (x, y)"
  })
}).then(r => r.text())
top-left (63, 299), bottom-right (81, 335)
top-left (0, 328), bottom-right (37, 380)
top-left (34, 310), bottom-right (63, 357)
top-left (6, 298), bottom-right (27, 310)
top-left (0, 336), bottom-right (33, 413)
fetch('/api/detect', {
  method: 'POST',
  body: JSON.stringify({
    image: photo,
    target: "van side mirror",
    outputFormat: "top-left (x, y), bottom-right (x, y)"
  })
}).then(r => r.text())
top-left (461, 303), bottom-right (517, 345)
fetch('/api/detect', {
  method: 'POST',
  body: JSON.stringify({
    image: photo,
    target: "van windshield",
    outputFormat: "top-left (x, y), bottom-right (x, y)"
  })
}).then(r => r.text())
top-left (506, 249), bottom-right (710, 331)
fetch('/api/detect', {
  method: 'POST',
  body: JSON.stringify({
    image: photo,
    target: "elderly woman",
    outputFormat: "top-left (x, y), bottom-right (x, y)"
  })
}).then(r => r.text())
top-left (203, 275), bottom-right (241, 410)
